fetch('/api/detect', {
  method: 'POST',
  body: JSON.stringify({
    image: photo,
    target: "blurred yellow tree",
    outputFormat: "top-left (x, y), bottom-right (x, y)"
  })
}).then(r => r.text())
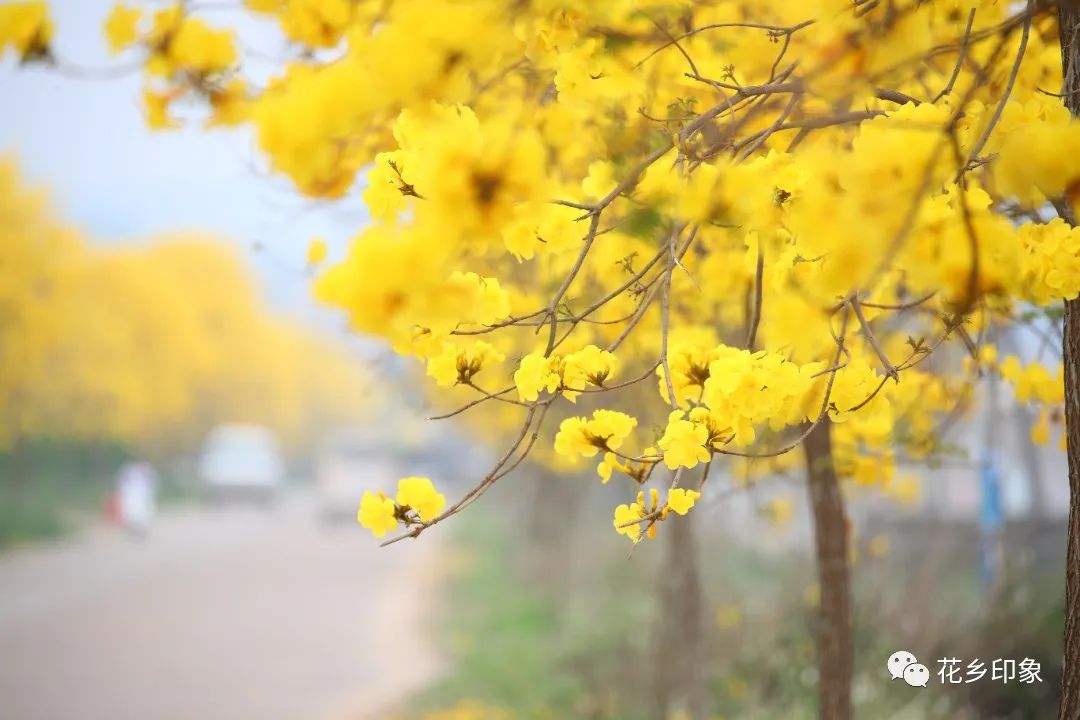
top-left (0, 158), bottom-right (371, 455)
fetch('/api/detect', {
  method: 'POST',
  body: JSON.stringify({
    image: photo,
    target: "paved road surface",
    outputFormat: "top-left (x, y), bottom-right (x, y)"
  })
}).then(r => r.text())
top-left (0, 493), bottom-right (442, 720)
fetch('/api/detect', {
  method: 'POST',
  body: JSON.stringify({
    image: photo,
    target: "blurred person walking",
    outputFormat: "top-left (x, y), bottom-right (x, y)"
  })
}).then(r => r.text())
top-left (115, 460), bottom-right (158, 538)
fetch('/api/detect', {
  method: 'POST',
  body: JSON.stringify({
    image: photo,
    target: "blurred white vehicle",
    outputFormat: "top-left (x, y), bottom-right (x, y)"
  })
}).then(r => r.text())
top-left (316, 427), bottom-right (398, 520)
top-left (198, 424), bottom-right (285, 505)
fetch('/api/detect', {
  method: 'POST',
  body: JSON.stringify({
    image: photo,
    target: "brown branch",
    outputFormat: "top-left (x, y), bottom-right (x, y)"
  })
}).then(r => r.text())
top-left (381, 403), bottom-right (547, 546)
top-left (933, 7), bottom-right (977, 103)
top-left (427, 384), bottom-right (519, 421)
top-left (965, 2), bottom-right (1032, 168)
top-left (659, 226), bottom-right (681, 410)
top-left (852, 298), bottom-right (899, 382)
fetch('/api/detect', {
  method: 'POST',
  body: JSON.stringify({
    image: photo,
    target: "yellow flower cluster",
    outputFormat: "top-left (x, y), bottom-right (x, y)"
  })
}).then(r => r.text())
top-left (102, 4), bottom-right (246, 129)
top-left (995, 354), bottom-right (1066, 449)
top-left (613, 487), bottom-right (701, 543)
top-left (357, 476), bottom-right (447, 538)
top-left (658, 409), bottom-right (715, 470)
top-left (513, 345), bottom-right (619, 402)
top-left (0, 1), bottom-right (51, 61)
top-left (1016, 220), bottom-right (1080, 305)
top-left (657, 344), bottom-right (821, 459)
top-left (103, 3), bottom-right (140, 53)
top-left (245, 0), bottom-right (359, 49)
top-left (0, 160), bottom-right (372, 452)
top-left (1000, 356), bottom-right (1064, 406)
top-left (315, 224), bottom-right (510, 353)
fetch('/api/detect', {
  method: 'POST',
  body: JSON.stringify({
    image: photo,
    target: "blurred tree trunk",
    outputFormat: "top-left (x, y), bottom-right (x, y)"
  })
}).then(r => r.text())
top-left (804, 420), bottom-right (852, 720)
top-left (521, 468), bottom-right (579, 612)
top-left (1059, 5), bottom-right (1080, 718)
top-left (652, 511), bottom-right (708, 720)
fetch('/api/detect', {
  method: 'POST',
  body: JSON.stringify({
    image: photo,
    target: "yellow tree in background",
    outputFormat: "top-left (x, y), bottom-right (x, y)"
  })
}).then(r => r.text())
top-left (0, 158), bottom-right (372, 456)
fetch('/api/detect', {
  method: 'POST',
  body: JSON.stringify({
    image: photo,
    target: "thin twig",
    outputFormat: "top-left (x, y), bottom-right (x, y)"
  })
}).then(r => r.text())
top-left (933, 8), bottom-right (977, 103)
top-left (745, 242), bottom-right (765, 351)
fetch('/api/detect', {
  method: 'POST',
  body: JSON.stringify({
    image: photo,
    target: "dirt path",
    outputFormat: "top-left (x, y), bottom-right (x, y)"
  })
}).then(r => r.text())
top-left (0, 493), bottom-right (443, 720)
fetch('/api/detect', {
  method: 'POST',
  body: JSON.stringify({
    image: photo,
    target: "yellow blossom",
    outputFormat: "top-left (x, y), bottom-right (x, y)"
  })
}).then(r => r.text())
top-left (613, 501), bottom-right (644, 542)
top-left (0, 1), bottom-right (51, 60)
top-left (666, 488), bottom-right (700, 516)
top-left (396, 476), bottom-right (446, 522)
top-left (554, 409), bottom-right (636, 460)
top-left (306, 237), bottom-right (327, 266)
top-left (427, 341), bottom-right (504, 388)
top-left (658, 410), bottom-right (711, 470)
top-left (357, 491), bottom-right (397, 538)
top-left (561, 344), bottom-right (618, 401)
top-left (613, 488), bottom-right (661, 543)
top-left (143, 89), bottom-right (180, 130)
top-left (513, 352), bottom-right (561, 402)
top-left (104, 3), bottom-right (141, 54)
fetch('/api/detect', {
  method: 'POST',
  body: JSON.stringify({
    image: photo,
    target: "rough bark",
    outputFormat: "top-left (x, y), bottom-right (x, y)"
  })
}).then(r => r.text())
top-left (1063, 301), bottom-right (1080, 720)
top-left (651, 511), bottom-right (708, 720)
top-left (1060, 4), bottom-right (1080, 718)
top-left (804, 420), bottom-right (852, 720)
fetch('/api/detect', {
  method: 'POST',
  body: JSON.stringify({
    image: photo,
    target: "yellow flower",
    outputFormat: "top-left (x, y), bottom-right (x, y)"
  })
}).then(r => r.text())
top-left (306, 237), bottom-right (327, 266)
top-left (104, 3), bottom-right (141, 54)
top-left (658, 410), bottom-right (711, 470)
top-left (562, 344), bottom-right (619, 400)
top-left (613, 502), bottom-right (643, 542)
top-left (405, 106), bottom-right (551, 244)
top-left (426, 341), bottom-right (504, 388)
top-left (0, 1), bottom-right (52, 60)
top-left (597, 452), bottom-right (624, 484)
top-left (885, 474), bottom-right (922, 507)
top-left (612, 489), bottom-right (661, 542)
top-left (762, 497), bottom-right (794, 525)
top-left (513, 352), bottom-right (561, 401)
top-left (666, 488), bottom-right (700, 516)
top-left (143, 89), bottom-right (180, 130)
top-left (716, 605), bottom-right (742, 629)
top-left (1000, 355), bottom-right (1064, 405)
top-left (396, 476), bottom-right (446, 522)
top-left (166, 16), bottom-right (237, 75)
top-left (357, 491), bottom-right (397, 538)
top-left (206, 78), bottom-right (250, 127)
top-left (554, 409), bottom-right (636, 460)
top-left (1031, 408), bottom-right (1052, 446)
top-left (363, 151), bottom-right (413, 223)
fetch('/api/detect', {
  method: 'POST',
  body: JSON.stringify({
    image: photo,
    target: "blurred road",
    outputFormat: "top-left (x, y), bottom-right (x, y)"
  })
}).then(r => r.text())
top-left (0, 492), bottom-right (443, 720)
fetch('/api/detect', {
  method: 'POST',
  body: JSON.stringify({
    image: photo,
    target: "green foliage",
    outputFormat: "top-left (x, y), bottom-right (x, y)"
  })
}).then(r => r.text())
top-left (417, 517), bottom-right (589, 717)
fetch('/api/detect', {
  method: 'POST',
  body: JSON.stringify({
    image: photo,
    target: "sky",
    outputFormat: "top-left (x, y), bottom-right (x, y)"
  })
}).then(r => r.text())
top-left (0, 0), bottom-right (367, 320)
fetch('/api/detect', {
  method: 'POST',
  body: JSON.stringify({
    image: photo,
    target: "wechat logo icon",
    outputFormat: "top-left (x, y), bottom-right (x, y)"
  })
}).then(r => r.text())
top-left (888, 650), bottom-right (929, 687)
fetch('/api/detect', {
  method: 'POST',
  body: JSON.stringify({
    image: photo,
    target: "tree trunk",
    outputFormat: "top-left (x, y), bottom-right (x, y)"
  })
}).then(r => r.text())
top-left (1063, 301), bottom-right (1080, 720)
top-left (1059, 5), bottom-right (1080, 718)
top-left (804, 420), bottom-right (852, 720)
top-left (651, 511), bottom-right (708, 720)
top-left (521, 468), bottom-right (578, 607)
